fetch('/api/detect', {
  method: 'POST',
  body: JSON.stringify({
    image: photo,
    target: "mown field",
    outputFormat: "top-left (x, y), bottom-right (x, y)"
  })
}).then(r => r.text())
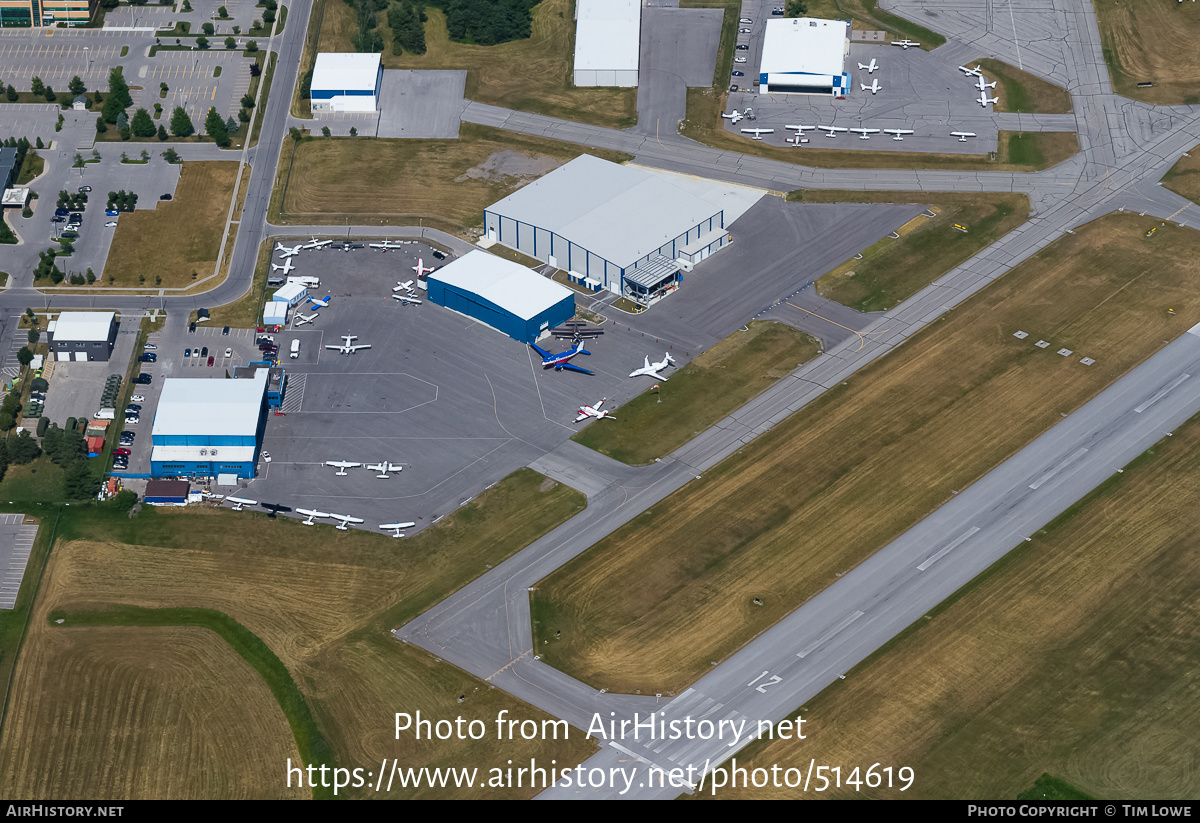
top-left (273, 125), bottom-right (632, 231)
top-left (1094, 0), bottom-right (1200, 104)
top-left (801, 0), bottom-right (944, 47)
top-left (571, 322), bottom-right (820, 465)
top-left (974, 58), bottom-right (1072, 114)
top-left (103, 161), bottom-right (241, 288)
top-left (0, 470), bottom-right (596, 799)
top-left (317, 0), bottom-right (636, 128)
top-left (531, 214), bottom-right (1200, 696)
top-left (702, 410), bottom-right (1200, 800)
top-left (1161, 144), bottom-right (1200, 206)
top-left (809, 191), bottom-right (1030, 312)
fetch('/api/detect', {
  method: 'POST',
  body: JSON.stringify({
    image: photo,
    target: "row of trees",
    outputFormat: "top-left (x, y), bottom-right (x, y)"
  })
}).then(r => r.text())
top-left (388, 0), bottom-right (427, 55)
top-left (32, 249), bottom-right (63, 284)
top-left (107, 190), bottom-right (139, 212)
top-left (435, 0), bottom-right (536, 46)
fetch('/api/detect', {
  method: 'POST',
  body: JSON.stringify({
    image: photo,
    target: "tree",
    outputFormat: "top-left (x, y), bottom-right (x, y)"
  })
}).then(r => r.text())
top-left (161, 81), bottom-right (169, 95)
top-left (225, 36), bottom-right (237, 49)
top-left (35, 136), bottom-right (43, 149)
top-left (131, 107), bottom-right (156, 137)
top-left (250, 62), bottom-right (262, 78)
top-left (205, 107), bottom-right (230, 147)
top-left (5, 85), bottom-right (16, 103)
top-left (86, 267), bottom-right (96, 284)
top-left (92, 148), bottom-right (101, 161)
top-left (202, 22), bottom-right (214, 35)
top-left (182, 0), bottom-right (191, 9)
top-left (238, 108), bottom-right (251, 123)
top-left (289, 126), bottom-right (303, 143)
top-left (217, 4), bottom-right (228, 15)
top-left (17, 347), bottom-right (33, 367)
top-left (263, 7), bottom-right (275, 23)
top-left (96, 117), bottom-right (107, 134)
top-left (141, 149), bottom-right (150, 161)
top-left (43, 86), bottom-right (55, 103)
top-left (241, 93), bottom-right (255, 109)
top-left (69, 75), bottom-right (86, 96)
top-left (73, 153), bottom-right (84, 168)
top-left (322, 125), bottom-right (331, 137)
top-left (101, 67), bottom-right (132, 124)
top-left (225, 115), bottom-right (239, 135)
top-left (30, 76), bottom-right (44, 96)
top-left (170, 107), bottom-right (194, 137)
top-left (196, 36), bottom-right (210, 49)
top-left (162, 147), bottom-right (181, 163)
top-left (246, 40), bottom-right (259, 53)
top-left (233, 25), bottom-right (240, 35)
top-left (8, 431), bottom-right (40, 464)
top-left (349, 126), bottom-right (358, 137)
top-left (158, 124), bottom-right (169, 140)
top-left (785, 0), bottom-right (807, 16)
top-left (27, 329), bottom-right (38, 344)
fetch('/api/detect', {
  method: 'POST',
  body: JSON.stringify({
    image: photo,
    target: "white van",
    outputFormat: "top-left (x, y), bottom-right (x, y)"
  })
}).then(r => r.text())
top-left (93, 408), bottom-right (116, 420)
top-left (290, 339), bottom-right (300, 359)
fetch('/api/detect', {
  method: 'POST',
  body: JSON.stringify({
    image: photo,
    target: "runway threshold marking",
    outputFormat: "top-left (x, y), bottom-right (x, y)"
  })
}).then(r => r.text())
top-left (918, 526), bottom-right (980, 572)
top-left (1028, 447), bottom-right (1089, 490)
top-left (796, 610), bottom-right (864, 658)
top-left (1134, 374), bottom-right (1189, 413)
top-left (785, 301), bottom-right (888, 352)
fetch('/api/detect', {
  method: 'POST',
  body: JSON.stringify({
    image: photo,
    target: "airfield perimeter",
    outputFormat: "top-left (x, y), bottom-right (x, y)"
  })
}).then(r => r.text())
top-left (4, 0), bottom-right (1200, 802)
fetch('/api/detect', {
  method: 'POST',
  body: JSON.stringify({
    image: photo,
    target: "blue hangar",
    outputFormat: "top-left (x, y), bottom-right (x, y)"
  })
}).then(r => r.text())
top-left (150, 370), bottom-right (269, 482)
top-left (309, 53), bottom-right (382, 114)
top-left (427, 251), bottom-right (575, 344)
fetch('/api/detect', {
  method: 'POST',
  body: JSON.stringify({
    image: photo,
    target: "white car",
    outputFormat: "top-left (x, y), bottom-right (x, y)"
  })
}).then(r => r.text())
top-left (740, 17), bottom-right (752, 23)
top-left (734, 57), bottom-right (748, 63)
top-left (224, 348), bottom-right (232, 358)
top-left (143, 344), bottom-right (156, 350)
top-left (105, 221), bottom-right (117, 227)
top-left (739, 28), bottom-right (752, 33)
top-left (131, 395), bottom-right (145, 402)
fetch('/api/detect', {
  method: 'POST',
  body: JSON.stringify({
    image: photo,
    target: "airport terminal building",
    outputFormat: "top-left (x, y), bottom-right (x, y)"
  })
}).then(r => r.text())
top-left (573, 0), bottom-right (640, 87)
top-left (482, 155), bottom-right (731, 306)
top-left (758, 17), bottom-right (851, 96)
top-left (150, 370), bottom-right (269, 481)
top-left (309, 53), bottom-right (383, 113)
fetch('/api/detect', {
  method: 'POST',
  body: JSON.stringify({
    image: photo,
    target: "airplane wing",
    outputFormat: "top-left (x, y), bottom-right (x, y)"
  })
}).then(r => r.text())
top-left (574, 411), bottom-right (589, 422)
top-left (559, 363), bottom-right (595, 375)
top-left (381, 522), bottom-right (417, 529)
top-left (529, 342), bottom-right (552, 360)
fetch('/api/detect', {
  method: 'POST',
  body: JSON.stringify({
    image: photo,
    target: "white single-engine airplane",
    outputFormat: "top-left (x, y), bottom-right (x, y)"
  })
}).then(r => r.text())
top-left (275, 242), bottom-right (302, 258)
top-left (303, 236), bottom-right (333, 250)
top-left (974, 76), bottom-right (997, 91)
top-left (325, 334), bottom-right (371, 355)
top-left (367, 462), bottom-right (403, 478)
top-left (857, 58), bottom-right (878, 74)
top-left (271, 258), bottom-right (296, 275)
top-left (721, 109), bottom-right (744, 124)
top-left (850, 126), bottom-right (880, 140)
top-left (741, 127), bottom-right (774, 140)
top-left (892, 39), bottom-right (920, 49)
top-left (958, 64), bottom-right (984, 77)
top-left (325, 460), bottom-right (361, 476)
top-left (412, 259), bottom-right (435, 277)
top-left (818, 125), bottom-right (848, 138)
top-left (884, 128), bottom-right (915, 141)
top-left (574, 398), bottom-right (615, 422)
top-left (369, 239), bottom-right (402, 251)
top-left (950, 131), bottom-right (977, 142)
top-left (630, 352), bottom-right (677, 381)
top-left (380, 521), bottom-right (416, 538)
top-left (293, 312), bottom-right (318, 327)
top-left (392, 279), bottom-right (415, 292)
top-left (785, 124), bottom-right (816, 133)
top-left (393, 292), bottom-right (422, 305)
top-left (296, 508), bottom-right (330, 526)
top-left (225, 496), bottom-right (257, 511)
top-left (860, 78), bottom-right (882, 94)
top-left (330, 513), bottom-right (365, 531)
top-left (977, 90), bottom-right (999, 107)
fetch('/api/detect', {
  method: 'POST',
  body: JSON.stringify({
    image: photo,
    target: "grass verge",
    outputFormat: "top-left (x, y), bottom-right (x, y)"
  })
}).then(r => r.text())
top-left (792, 0), bottom-right (944, 47)
top-left (15, 153), bottom-right (44, 185)
top-left (194, 239), bottom-right (271, 329)
top-left (1094, 0), bottom-right (1200, 105)
top-left (974, 58), bottom-right (1072, 114)
top-left (1160, 144), bottom-right (1200, 206)
top-left (248, 51), bottom-right (277, 147)
top-left (531, 213), bottom-right (1200, 696)
top-left (572, 322), bottom-right (820, 465)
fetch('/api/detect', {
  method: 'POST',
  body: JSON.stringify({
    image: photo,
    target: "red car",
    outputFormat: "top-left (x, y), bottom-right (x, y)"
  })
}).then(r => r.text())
top-left (113, 448), bottom-right (131, 456)
top-left (207, 355), bottom-right (215, 366)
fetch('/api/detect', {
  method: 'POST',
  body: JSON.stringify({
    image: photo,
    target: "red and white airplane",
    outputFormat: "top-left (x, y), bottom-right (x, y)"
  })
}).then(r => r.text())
top-left (574, 398), bottom-right (615, 422)
top-left (413, 259), bottom-right (435, 277)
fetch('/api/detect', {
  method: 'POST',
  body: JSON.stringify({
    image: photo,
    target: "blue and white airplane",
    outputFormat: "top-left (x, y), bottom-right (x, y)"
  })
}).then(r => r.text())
top-left (530, 339), bottom-right (594, 375)
top-left (308, 295), bottom-right (332, 308)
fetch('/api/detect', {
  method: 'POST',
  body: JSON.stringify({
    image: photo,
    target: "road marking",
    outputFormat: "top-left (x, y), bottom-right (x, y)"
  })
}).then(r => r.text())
top-left (918, 526), bottom-right (980, 572)
top-left (797, 610), bottom-right (864, 658)
top-left (1029, 447), bottom-right (1089, 490)
top-left (1134, 374), bottom-right (1189, 413)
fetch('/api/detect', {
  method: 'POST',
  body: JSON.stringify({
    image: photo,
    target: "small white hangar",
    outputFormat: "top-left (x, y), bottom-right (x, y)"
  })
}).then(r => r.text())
top-left (310, 53), bottom-right (383, 113)
top-left (483, 155), bottom-right (732, 306)
top-left (758, 17), bottom-right (851, 96)
top-left (573, 0), bottom-right (640, 87)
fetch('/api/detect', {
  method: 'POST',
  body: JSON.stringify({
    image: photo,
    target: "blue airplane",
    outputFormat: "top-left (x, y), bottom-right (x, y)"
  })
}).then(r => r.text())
top-left (530, 339), bottom-right (594, 375)
top-left (309, 295), bottom-right (332, 308)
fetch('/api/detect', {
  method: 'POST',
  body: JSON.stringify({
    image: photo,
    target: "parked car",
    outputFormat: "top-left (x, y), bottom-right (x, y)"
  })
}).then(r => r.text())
top-left (79, 185), bottom-right (91, 192)
top-left (124, 416), bottom-right (139, 425)
top-left (134, 373), bottom-right (153, 384)
top-left (222, 326), bottom-right (230, 335)
top-left (139, 353), bottom-right (156, 362)
top-left (51, 216), bottom-right (65, 223)
top-left (160, 193), bottom-right (172, 201)
top-left (125, 404), bottom-right (142, 412)
top-left (55, 208), bottom-right (69, 216)
top-left (224, 348), bottom-right (232, 358)
top-left (730, 85), bottom-right (739, 91)
top-left (130, 395), bottom-right (145, 403)
top-left (740, 17), bottom-right (752, 23)
top-left (113, 448), bottom-right (131, 456)
top-left (189, 321), bottom-right (196, 333)
top-left (736, 44), bottom-right (749, 50)
top-left (734, 57), bottom-right (748, 63)
top-left (739, 28), bottom-right (752, 33)
top-left (143, 344), bottom-right (156, 350)
top-left (432, 250), bottom-right (446, 259)
top-left (207, 355), bottom-right (214, 367)
top-left (105, 209), bottom-right (119, 216)
top-left (732, 71), bottom-right (744, 76)
top-left (201, 346), bottom-right (208, 357)
top-left (119, 434), bottom-right (135, 444)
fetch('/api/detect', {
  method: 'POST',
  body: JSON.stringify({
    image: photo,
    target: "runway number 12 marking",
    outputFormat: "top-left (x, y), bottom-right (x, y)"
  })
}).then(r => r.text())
top-left (748, 670), bottom-right (783, 693)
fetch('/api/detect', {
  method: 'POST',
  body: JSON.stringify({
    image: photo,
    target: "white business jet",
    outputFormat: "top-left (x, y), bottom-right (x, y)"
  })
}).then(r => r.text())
top-left (974, 76), bottom-right (997, 91)
top-left (884, 128), bottom-right (915, 141)
top-left (392, 279), bottom-right (415, 292)
top-left (977, 90), bottom-right (999, 107)
top-left (325, 334), bottom-right (371, 355)
top-left (367, 462), bottom-right (403, 478)
top-left (741, 128), bottom-right (775, 140)
top-left (818, 125), bottom-right (848, 138)
top-left (380, 521), bottom-right (416, 538)
top-left (271, 258), bottom-right (296, 275)
top-left (850, 126), bottom-right (881, 140)
top-left (296, 508), bottom-right (330, 525)
top-left (857, 58), bottom-right (879, 74)
top-left (302, 236), bottom-right (333, 250)
top-left (275, 242), bottom-right (302, 258)
top-left (629, 352), bottom-right (677, 380)
top-left (574, 398), bottom-right (615, 422)
top-left (860, 78), bottom-right (882, 94)
top-left (369, 239), bottom-right (402, 251)
top-left (721, 109), bottom-right (744, 124)
top-left (225, 496), bottom-right (257, 511)
top-left (950, 131), bottom-right (977, 142)
top-left (293, 312), bottom-right (317, 327)
top-left (325, 460), bottom-right (361, 476)
top-left (412, 259), bottom-right (435, 277)
top-left (958, 64), bottom-right (984, 78)
top-left (892, 39), bottom-right (920, 49)
top-left (330, 513), bottom-right (365, 531)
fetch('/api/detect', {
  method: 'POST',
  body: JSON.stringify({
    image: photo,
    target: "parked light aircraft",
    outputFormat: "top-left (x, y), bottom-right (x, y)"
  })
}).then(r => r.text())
top-left (393, 292), bottom-right (423, 305)
top-left (574, 398), bottom-right (615, 422)
top-left (275, 242), bottom-right (302, 258)
top-left (958, 64), bottom-right (984, 77)
top-left (225, 496), bottom-right (257, 511)
top-left (330, 513), bottom-right (365, 531)
top-left (785, 124), bottom-right (816, 133)
top-left (412, 259), bottom-right (435, 277)
top-left (531, 339), bottom-right (594, 375)
top-left (303, 237), bottom-right (333, 250)
top-left (977, 90), bottom-right (999, 107)
top-left (367, 462), bottom-right (403, 478)
top-left (857, 58), bottom-right (878, 73)
top-left (892, 39), bottom-right (920, 49)
top-left (818, 125), bottom-right (848, 138)
top-left (369, 239), bottom-right (402, 251)
top-left (293, 313), bottom-right (317, 327)
top-left (296, 508), bottom-right (330, 525)
top-left (393, 279), bottom-right (415, 292)
top-left (325, 334), bottom-right (371, 355)
top-left (271, 258), bottom-right (296, 275)
top-left (741, 128), bottom-right (774, 140)
top-left (721, 110), bottom-right (744, 124)
top-left (950, 131), bottom-right (977, 142)
top-left (786, 136), bottom-right (810, 145)
top-left (380, 521), bottom-right (417, 538)
top-left (884, 128), bottom-right (915, 141)
top-left (630, 352), bottom-right (677, 380)
top-left (974, 76), bottom-right (997, 91)
top-left (851, 127), bottom-right (880, 140)
top-left (860, 78), bottom-right (881, 94)
top-left (326, 460), bottom-right (361, 476)
top-left (308, 295), bottom-right (332, 308)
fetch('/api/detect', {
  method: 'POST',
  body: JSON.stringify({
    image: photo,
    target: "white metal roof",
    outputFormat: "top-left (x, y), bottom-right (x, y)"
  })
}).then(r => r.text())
top-left (272, 282), bottom-right (305, 302)
top-left (575, 0), bottom-right (641, 73)
top-left (52, 311), bottom-right (114, 343)
top-left (486, 155), bottom-right (724, 268)
top-left (760, 17), bottom-right (849, 77)
top-left (431, 251), bottom-right (573, 320)
top-left (151, 445), bottom-right (257, 462)
top-left (263, 302), bottom-right (288, 323)
top-left (152, 370), bottom-right (268, 438)
top-left (311, 53), bottom-right (381, 92)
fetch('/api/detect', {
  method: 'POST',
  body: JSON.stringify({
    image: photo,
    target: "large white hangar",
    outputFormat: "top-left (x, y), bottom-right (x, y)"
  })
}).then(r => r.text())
top-left (482, 155), bottom-right (732, 306)
top-left (573, 0), bottom-right (640, 87)
top-left (427, 251), bottom-right (575, 344)
top-left (758, 17), bottom-right (851, 96)
top-left (150, 370), bottom-right (269, 481)
top-left (310, 53), bottom-right (383, 113)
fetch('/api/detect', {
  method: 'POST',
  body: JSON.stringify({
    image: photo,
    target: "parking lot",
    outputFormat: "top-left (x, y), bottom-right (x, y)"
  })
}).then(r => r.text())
top-left (136, 51), bottom-right (254, 122)
top-left (0, 515), bottom-right (39, 610)
top-left (39, 319), bottom-right (140, 430)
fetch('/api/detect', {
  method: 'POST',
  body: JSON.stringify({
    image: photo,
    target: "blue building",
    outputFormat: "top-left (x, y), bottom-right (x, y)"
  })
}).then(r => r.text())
top-left (427, 251), bottom-right (575, 344)
top-left (150, 370), bottom-right (269, 481)
top-left (309, 53), bottom-right (383, 113)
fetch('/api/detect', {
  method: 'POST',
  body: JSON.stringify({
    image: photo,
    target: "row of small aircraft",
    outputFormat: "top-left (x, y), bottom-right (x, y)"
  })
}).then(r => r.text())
top-left (959, 64), bottom-right (999, 107)
top-left (223, 496), bottom-right (415, 536)
top-left (325, 460), bottom-right (401, 477)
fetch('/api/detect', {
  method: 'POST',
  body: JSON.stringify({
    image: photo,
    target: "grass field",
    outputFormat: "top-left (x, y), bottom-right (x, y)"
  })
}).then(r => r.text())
top-left (571, 322), bottom-right (820, 465)
top-left (701, 409), bottom-right (1200, 800)
top-left (195, 240), bottom-right (271, 330)
top-left (0, 470), bottom-right (596, 798)
top-left (974, 58), bottom-right (1072, 114)
top-left (1094, 0), bottom-right (1200, 104)
top-left (801, 0), bottom-right (944, 46)
top-left (809, 191), bottom-right (1030, 312)
top-left (273, 125), bottom-right (633, 231)
top-left (103, 161), bottom-right (241, 288)
top-left (15, 153), bottom-right (44, 185)
top-left (316, 0), bottom-right (637, 128)
top-left (682, 90), bottom-right (1079, 171)
top-left (531, 213), bottom-right (1200, 696)
top-left (1160, 145), bottom-right (1200, 206)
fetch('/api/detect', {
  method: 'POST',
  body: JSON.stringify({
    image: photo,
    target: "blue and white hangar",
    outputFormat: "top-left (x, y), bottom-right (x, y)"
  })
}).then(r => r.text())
top-left (150, 370), bottom-right (269, 482)
top-left (482, 155), bottom-right (734, 306)
top-left (309, 53), bottom-right (383, 114)
top-left (758, 17), bottom-right (851, 96)
top-left (427, 251), bottom-right (575, 344)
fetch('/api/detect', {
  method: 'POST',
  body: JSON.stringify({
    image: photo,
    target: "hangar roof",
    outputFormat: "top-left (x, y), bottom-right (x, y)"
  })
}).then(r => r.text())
top-left (431, 251), bottom-right (573, 320)
top-left (52, 311), bottom-right (114, 342)
top-left (575, 0), bottom-right (641, 74)
top-left (760, 17), bottom-right (849, 77)
top-left (152, 370), bottom-right (268, 438)
top-left (485, 155), bottom-right (724, 268)
top-left (311, 53), bottom-right (381, 92)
